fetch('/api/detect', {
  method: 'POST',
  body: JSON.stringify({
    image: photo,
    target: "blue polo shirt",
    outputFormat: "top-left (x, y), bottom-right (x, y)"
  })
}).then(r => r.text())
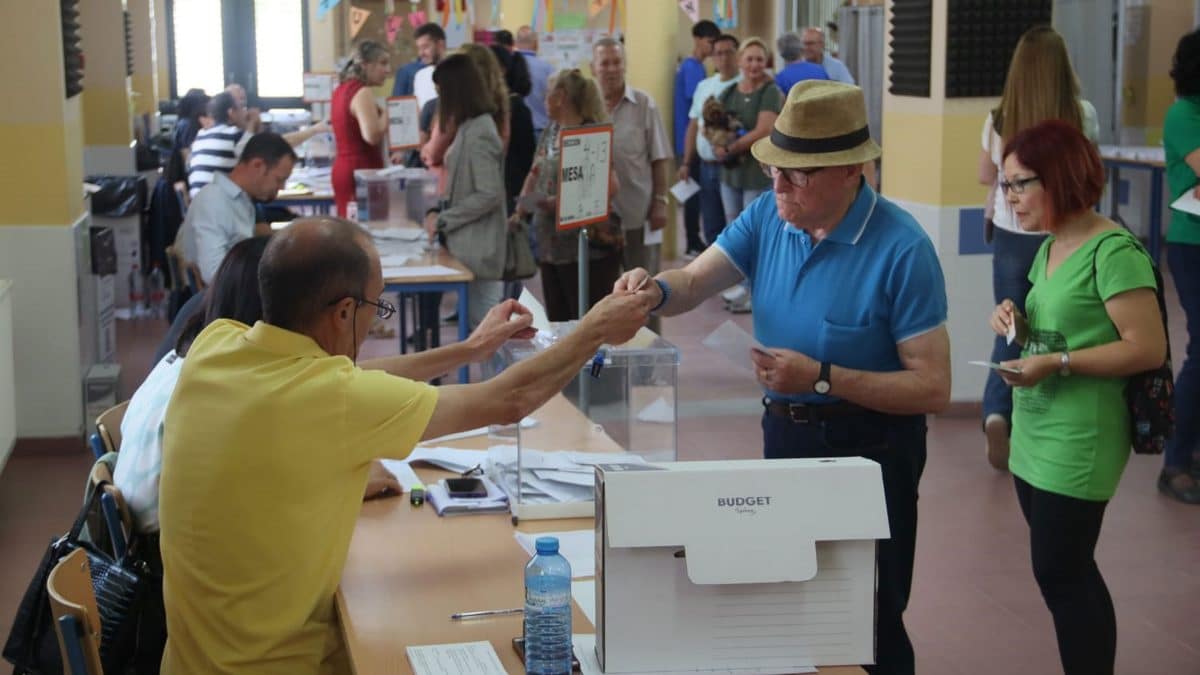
top-left (773, 61), bottom-right (830, 97)
top-left (674, 56), bottom-right (708, 156)
top-left (713, 184), bottom-right (947, 403)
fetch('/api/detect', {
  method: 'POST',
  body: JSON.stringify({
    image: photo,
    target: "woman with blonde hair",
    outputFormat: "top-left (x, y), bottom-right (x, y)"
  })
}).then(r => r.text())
top-left (331, 40), bottom-right (390, 217)
top-left (511, 69), bottom-right (621, 320)
top-left (977, 25), bottom-right (1099, 470)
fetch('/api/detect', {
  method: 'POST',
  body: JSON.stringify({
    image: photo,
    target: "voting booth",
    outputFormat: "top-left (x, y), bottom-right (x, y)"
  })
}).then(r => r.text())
top-left (594, 458), bottom-right (890, 672)
top-left (483, 324), bottom-right (679, 521)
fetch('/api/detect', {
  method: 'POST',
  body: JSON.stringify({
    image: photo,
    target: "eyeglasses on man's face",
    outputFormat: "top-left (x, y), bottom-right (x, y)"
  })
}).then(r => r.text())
top-left (762, 164), bottom-right (826, 188)
top-left (327, 295), bottom-right (396, 320)
top-left (999, 175), bottom-right (1040, 195)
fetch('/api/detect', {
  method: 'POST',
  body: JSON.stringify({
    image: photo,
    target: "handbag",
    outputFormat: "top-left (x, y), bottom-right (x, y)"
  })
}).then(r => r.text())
top-left (4, 481), bottom-right (149, 674)
top-left (1091, 232), bottom-right (1175, 454)
top-left (503, 219), bottom-right (538, 281)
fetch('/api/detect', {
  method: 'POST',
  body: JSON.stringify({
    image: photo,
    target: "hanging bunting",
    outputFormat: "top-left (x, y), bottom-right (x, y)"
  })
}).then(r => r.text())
top-left (349, 6), bottom-right (371, 38)
top-left (408, 9), bottom-right (428, 27)
top-left (679, 0), bottom-right (699, 23)
top-left (545, 0), bottom-right (555, 32)
top-left (588, 0), bottom-right (608, 19)
top-left (714, 0), bottom-right (737, 29)
top-left (608, 0), bottom-right (619, 35)
top-left (386, 14), bottom-right (403, 43)
top-left (531, 0), bottom-right (542, 33)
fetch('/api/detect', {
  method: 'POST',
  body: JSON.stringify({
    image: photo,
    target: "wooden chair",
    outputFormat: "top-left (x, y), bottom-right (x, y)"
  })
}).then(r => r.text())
top-left (46, 548), bottom-right (104, 675)
top-left (95, 400), bottom-right (129, 455)
top-left (88, 461), bottom-right (133, 559)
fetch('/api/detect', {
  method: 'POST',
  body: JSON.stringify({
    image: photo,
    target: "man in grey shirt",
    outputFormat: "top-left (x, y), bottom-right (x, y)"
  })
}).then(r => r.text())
top-left (591, 37), bottom-right (673, 333)
top-left (177, 133), bottom-right (296, 284)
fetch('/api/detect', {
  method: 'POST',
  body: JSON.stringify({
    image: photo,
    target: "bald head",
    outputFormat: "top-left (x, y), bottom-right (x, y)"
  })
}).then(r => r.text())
top-left (516, 25), bottom-right (537, 49)
top-left (259, 217), bottom-right (377, 333)
top-left (801, 28), bottom-right (825, 63)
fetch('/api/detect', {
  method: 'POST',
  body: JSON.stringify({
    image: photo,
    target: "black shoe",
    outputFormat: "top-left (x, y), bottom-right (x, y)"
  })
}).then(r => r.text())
top-left (1157, 469), bottom-right (1200, 505)
top-left (442, 312), bottom-right (458, 324)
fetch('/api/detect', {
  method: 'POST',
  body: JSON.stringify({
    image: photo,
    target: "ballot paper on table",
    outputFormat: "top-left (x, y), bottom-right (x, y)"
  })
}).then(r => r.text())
top-left (1171, 190), bottom-right (1200, 217)
top-left (515, 529), bottom-right (595, 578)
top-left (378, 459), bottom-right (424, 493)
top-left (485, 445), bottom-right (647, 506)
top-left (701, 319), bottom-right (771, 371)
top-left (426, 476), bottom-right (509, 516)
top-left (372, 227), bottom-right (426, 242)
top-left (570, 634), bottom-right (814, 675)
top-left (669, 177), bottom-right (701, 204)
top-left (406, 641), bottom-right (506, 675)
top-left (406, 446), bottom-right (490, 473)
top-left (420, 416), bottom-right (539, 445)
top-left (382, 264), bottom-right (460, 278)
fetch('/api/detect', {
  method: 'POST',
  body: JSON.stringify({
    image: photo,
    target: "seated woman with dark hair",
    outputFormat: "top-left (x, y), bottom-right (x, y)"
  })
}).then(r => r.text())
top-left (989, 120), bottom-right (1167, 675)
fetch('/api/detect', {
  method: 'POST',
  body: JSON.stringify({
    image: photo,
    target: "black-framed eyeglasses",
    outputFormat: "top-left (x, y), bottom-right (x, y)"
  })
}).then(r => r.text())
top-left (761, 164), bottom-right (825, 188)
top-left (999, 175), bottom-right (1040, 195)
top-left (327, 295), bottom-right (396, 320)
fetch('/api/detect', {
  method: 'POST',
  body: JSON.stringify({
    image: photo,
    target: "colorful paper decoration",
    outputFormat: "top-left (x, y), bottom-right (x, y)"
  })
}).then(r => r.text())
top-left (349, 6), bottom-right (371, 38)
top-left (588, 0), bottom-right (608, 19)
top-left (679, 0), bottom-right (698, 23)
top-left (407, 10), bottom-right (428, 27)
top-left (386, 15), bottom-right (403, 43)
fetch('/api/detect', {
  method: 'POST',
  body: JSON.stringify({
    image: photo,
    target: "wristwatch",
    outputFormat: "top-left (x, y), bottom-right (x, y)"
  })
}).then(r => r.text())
top-left (653, 194), bottom-right (669, 205)
top-left (1059, 351), bottom-right (1071, 377)
top-left (812, 361), bottom-right (832, 395)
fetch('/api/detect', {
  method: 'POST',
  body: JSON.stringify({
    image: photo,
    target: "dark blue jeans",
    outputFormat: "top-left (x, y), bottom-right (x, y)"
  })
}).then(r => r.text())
top-left (983, 227), bottom-right (1047, 426)
top-left (1166, 243), bottom-right (1200, 471)
top-left (762, 410), bottom-right (927, 675)
top-left (699, 160), bottom-right (726, 246)
top-left (681, 156), bottom-right (703, 252)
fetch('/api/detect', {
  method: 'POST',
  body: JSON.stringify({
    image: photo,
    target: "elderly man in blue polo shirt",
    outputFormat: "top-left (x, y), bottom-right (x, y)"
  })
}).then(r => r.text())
top-left (616, 80), bottom-right (950, 675)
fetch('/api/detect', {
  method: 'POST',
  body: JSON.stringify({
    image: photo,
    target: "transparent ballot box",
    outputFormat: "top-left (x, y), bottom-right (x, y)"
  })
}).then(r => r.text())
top-left (483, 323), bottom-right (679, 521)
top-left (353, 167), bottom-right (440, 226)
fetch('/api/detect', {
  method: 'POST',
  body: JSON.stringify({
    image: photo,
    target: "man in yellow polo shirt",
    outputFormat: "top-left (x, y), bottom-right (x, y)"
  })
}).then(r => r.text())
top-left (158, 217), bottom-right (651, 674)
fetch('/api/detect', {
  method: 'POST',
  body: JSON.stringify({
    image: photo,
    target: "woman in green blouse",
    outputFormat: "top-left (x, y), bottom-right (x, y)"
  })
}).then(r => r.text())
top-left (989, 120), bottom-right (1166, 675)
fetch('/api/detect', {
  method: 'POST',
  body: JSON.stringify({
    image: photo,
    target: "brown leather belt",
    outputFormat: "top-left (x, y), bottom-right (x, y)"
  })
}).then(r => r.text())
top-left (762, 397), bottom-right (875, 424)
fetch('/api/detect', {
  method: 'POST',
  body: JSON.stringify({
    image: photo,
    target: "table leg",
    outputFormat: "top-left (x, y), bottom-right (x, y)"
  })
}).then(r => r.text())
top-left (1150, 167), bottom-right (1164, 265)
top-left (398, 293), bottom-right (408, 355)
top-left (457, 284), bottom-right (470, 383)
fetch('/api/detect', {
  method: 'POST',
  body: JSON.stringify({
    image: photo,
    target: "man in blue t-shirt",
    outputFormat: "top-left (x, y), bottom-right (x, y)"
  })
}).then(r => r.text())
top-left (616, 80), bottom-right (950, 675)
top-left (674, 19), bottom-right (721, 257)
top-left (774, 32), bottom-right (829, 96)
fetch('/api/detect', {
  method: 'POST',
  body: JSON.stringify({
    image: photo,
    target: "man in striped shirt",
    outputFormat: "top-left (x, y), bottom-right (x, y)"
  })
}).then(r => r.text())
top-left (187, 92), bottom-right (250, 198)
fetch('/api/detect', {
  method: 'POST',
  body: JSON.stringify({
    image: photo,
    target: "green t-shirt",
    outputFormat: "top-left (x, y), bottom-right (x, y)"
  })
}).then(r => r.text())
top-left (1163, 96), bottom-right (1200, 245)
top-left (719, 82), bottom-right (784, 191)
top-left (1010, 229), bottom-right (1157, 501)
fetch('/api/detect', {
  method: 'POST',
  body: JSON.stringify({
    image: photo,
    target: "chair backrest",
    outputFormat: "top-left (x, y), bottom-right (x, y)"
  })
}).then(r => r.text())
top-left (87, 460), bottom-right (132, 558)
top-left (165, 244), bottom-right (205, 294)
top-left (47, 548), bottom-right (104, 675)
top-left (95, 400), bottom-right (129, 454)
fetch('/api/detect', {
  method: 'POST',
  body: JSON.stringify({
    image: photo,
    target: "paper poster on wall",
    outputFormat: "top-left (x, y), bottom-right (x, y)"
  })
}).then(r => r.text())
top-left (557, 124), bottom-right (613, 230)
top-left (557, 12), bottom-right (586, 29)
top-left (386, 15), bottom-right (404, 43)
top-left (386, 96), bottom-right (421, 151)
top-left (445, 19), bottom-right (469, 48)
top-left (303, 72), bottom-right (336, 103)
top-left (540, 30), bottom-right (605, 72)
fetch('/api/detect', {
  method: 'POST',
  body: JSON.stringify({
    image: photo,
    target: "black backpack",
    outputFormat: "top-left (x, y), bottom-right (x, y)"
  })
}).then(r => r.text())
top-left (1092, 232), bottom-right (1174, 454)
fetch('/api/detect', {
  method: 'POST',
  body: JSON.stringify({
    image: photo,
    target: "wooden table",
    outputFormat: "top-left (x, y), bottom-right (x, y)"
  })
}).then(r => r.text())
top-left (337, 396), bottom-right (867, 674)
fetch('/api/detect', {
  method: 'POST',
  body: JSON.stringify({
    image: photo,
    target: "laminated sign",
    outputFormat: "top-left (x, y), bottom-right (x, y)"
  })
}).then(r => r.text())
top-left (556, 123), bottom-right (613, 230)
top-left (386, 96), bottom-right (420, 150)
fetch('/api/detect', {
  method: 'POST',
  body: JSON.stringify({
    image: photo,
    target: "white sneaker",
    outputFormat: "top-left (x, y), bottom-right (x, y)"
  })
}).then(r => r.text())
top-left (727, 297), bottom-right (752, 314)
top-left (721, 286), bottom-right (747, 303)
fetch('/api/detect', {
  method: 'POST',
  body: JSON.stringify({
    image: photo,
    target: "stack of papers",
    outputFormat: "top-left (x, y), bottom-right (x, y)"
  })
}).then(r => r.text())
top-left (406, 641), bottom-right (506, 675)
top-left (426, 476), bottom-right (509, 516)
top-left (486, 446), bottom-right (648, 505)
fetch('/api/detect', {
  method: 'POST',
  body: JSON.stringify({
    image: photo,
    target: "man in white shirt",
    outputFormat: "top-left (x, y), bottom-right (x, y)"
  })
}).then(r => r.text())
top-left (412, 23), bottom-right (447, 110)
top-left (803, 27), bottom-right (855, 85)
top-left (676, 33), bottom-right (741, 247)
top-left (178, 133), bottom-right (296, 284)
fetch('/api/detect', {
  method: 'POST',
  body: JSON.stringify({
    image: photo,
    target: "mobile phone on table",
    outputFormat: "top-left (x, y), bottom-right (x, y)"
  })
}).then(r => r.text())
top-left (445, 477), bottom-right (488, 498)
top-left (512, 637), bottom-right (582, 672)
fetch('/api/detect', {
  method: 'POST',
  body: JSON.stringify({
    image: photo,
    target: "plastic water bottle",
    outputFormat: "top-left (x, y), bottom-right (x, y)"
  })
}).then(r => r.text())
top-left (147, 264), bottom-right (166, 318)
top-left (524, 536), bottom-right (572, 674)
top-left (128, 263), bottom-right (145, 317)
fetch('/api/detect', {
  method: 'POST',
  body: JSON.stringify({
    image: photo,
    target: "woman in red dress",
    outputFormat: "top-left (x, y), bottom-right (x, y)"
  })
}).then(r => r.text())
top-left (331, 41), bottom-right (391, 217)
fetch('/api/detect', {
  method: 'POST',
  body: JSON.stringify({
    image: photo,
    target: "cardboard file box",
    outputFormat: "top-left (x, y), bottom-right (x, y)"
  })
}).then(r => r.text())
top-left (595, 458), bottom-right (890, 672)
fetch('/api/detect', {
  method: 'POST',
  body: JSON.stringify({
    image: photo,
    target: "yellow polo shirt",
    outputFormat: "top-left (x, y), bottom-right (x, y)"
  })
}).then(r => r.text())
top-left (159, 320), bottom-right (438, 674)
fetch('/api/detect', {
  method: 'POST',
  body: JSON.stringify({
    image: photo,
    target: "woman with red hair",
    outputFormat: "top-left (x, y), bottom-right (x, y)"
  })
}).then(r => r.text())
top-left (988, 120), bottom-right (1166, 675)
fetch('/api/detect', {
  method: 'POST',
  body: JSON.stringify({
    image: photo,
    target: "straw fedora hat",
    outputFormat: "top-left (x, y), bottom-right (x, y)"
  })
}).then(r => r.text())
top-left (751, 80), bottom-right (880, 169)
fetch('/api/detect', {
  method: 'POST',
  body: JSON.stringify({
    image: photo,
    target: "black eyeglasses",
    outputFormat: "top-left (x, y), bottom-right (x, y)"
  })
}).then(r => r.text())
top-left (999, 175), bottom-right (1040, 195)
top-left (327, 295), bottom-right (396, 320)
top-left (761, 164), bottom-right (825, 188)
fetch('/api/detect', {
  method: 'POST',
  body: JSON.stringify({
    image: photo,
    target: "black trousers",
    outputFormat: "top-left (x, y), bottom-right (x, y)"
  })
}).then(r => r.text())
top-left (681, 155), bottom-right (704, 252)
top-left (1013, 475), bottom-right (1115, 675)
top-left (539, 250), bottom-right (623, 322)
top-left (762, 411), bottom-right (926, 675)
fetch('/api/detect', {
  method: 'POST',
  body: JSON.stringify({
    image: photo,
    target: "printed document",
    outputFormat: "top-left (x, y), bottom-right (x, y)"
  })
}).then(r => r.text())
top-left (406, 641), bottom-right (506, 675)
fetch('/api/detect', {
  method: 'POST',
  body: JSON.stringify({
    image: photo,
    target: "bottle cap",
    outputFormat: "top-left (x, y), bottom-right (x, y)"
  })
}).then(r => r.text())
top-left (535, 536), bottom-right (559, 555)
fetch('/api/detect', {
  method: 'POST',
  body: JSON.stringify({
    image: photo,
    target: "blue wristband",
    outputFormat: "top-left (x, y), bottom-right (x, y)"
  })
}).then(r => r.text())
top-left (651, 278), bottom-right (670, 313)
